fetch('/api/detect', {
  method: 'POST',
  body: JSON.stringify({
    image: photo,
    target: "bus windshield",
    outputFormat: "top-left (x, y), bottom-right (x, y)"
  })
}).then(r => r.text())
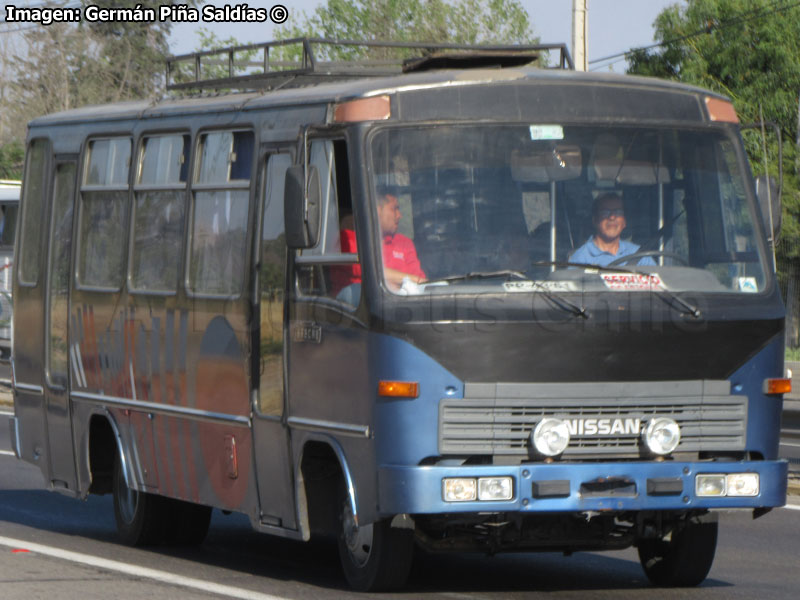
top-left (370, 124), bottom-right (768, 295)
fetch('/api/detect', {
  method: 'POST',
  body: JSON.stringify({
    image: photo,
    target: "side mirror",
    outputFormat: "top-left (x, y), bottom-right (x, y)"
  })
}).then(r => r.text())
top-left (284, 165), bottom-right (321, 249)
top-left (755, 174), bottom-right (781, 240)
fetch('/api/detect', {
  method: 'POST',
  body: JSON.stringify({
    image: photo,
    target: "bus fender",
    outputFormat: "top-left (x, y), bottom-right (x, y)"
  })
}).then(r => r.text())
top-left (295, 433), bottom-right (359, 538)
top-left (79, 407), bottom-right (134, 498)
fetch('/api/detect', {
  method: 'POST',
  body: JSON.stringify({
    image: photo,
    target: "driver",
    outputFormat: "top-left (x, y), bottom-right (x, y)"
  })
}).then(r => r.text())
top-left (570, 193), bottom-right (656, 267)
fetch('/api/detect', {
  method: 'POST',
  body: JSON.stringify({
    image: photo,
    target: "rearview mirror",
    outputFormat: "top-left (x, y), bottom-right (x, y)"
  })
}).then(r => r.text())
top-left (755, 174), bottom-right (781, 240)
top-left (284, 165), bottom-right (321, 249)
top-left (511, 145), bottom-right (582, 183)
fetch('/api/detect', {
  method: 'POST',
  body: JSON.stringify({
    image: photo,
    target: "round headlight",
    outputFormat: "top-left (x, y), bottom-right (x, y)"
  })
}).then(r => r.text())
top-left (643, 417), bottom-right (681, 455)
top-left (532, 418), bottom-right (571, 456)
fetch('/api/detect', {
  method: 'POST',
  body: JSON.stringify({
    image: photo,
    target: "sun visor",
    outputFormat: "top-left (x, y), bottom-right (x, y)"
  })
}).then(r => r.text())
top-left (591, 134), bottom-right (670, 185)
top-left (595, 160), bottom-right (671, 185)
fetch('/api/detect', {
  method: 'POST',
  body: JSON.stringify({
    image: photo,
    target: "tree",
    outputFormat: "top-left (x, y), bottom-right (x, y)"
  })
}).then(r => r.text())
top-left (627, 0), bottom-right (800, 346)
top-left (274, 0), bottom-right (540, 61)
top-left (1, 1), bottom-right (189, 151)
top-left (627, 0), bottom-right (800, 251)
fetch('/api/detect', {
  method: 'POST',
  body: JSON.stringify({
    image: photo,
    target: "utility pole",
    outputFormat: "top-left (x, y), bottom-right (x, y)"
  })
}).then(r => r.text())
top-left (572, 0), bottom-right (588, 71)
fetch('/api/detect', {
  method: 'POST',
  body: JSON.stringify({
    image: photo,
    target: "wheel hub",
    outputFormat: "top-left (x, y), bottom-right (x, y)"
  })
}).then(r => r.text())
top-left (342, 498), bottom-right (373, 567)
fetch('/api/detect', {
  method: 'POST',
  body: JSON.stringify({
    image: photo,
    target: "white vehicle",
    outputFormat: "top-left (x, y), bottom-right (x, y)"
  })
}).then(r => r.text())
top-left (0, 180), bottom-right (19, 358)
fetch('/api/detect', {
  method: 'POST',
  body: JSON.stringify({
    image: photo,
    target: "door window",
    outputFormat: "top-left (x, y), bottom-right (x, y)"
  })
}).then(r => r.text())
top-left (19, 139), bottom-right (49, 285)
top-left (258, 153), bottom-right (290, 416)
top-left (47, 163), bottom-right (76, 386)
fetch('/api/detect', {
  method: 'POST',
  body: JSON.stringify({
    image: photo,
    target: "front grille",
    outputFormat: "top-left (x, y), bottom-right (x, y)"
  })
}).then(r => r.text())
top-left (439, 380), bottom-right (747, 458)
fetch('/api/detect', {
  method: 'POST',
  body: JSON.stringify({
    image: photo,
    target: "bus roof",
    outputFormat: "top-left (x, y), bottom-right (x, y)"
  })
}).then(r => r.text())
top-left (28, 67), bottom-right (727, 130)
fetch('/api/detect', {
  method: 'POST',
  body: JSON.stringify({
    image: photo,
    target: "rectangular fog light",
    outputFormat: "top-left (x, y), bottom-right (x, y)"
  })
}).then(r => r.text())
top-left (726, 473), bottom-right (759, 497)
top-left (478, 477), bottom-right (513, 501)
top-left (696, 474), bottom-right (726, 497)
top-left (443, 478), bottom-right (477, 502)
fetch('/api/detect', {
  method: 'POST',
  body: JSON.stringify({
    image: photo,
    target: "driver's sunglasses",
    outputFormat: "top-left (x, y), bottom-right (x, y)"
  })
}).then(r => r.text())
top-left (597, 208), bottom-right (625, 219)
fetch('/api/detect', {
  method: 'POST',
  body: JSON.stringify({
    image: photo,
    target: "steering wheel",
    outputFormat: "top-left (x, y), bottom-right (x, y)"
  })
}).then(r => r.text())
top-left (608, 250), bottom-right (689, 267)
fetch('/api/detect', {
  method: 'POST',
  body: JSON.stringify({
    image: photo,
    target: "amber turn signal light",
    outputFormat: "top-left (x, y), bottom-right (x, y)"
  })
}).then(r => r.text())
top-left (378, 381), bottom-right (419, 398)
top-left (764, 378), bottom-right (791, 395)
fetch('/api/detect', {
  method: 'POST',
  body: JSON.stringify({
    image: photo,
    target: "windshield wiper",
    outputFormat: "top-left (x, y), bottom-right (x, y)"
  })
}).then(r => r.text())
top-left (532, 260), bottom-right (701, 318)
top-left (529, 279), bottom-right (588, 319)
top-left (424, 269), bottom-right (529, 284)
top-left (424, 269), bottom-right (588, 319)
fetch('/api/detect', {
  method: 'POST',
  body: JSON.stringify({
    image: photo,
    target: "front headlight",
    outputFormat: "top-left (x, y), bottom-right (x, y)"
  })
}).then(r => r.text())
top-left (726, 473), bottom-right (759, 496)
top-left (532, 418), bottom-right (570, 456)
top-left (696, 474), bottom-right (726, 497)
top-left (478, 477), bottom-right (513, 501)
top-left (442, 478), bottom-right (477, 502)
top-left (642, 417), bottom-right (681, 455)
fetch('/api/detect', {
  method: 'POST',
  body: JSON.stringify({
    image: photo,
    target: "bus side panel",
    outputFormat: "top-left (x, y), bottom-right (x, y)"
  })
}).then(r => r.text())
top-left (184, 302), bottom-right (259, 513)
top-left (730, 333), bottom-right (785, 460)
top-left (69, 295), bottom-right (261, 512)
top-left (12, 145), bottom-right (48, 479)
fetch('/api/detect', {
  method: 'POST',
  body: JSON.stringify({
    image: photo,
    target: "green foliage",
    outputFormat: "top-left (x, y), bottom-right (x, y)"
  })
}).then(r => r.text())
top-left (0, 140), bottom-right (24, 180)
top-left (2, 1), bottom-right (192, 148)
top-left (274, 0), bottom-right (538, 61)
top-left (628, 0), bottom-right (800, 259)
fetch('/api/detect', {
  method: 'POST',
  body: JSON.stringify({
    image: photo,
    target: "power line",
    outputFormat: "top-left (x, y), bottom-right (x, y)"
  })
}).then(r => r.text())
top-left (588, 0), bottom-right (800, 67)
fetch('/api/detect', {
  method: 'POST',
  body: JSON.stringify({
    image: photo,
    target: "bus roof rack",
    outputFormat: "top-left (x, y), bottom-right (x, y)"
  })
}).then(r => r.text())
top-left (166, 38), bottom-right (574, 92)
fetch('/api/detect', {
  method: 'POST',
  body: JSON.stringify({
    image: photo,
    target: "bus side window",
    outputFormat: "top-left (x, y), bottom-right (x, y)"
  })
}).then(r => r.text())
top-left (18, 139), bottom-right (49, 285)
top-left (131, 134), bottom-right (189, 293)
top-left (188, 130), bottom-right (253, 296)
top-left (77, 137), bottom-right (131, 289)
top-left (296, 139), bottom-right (358, 306)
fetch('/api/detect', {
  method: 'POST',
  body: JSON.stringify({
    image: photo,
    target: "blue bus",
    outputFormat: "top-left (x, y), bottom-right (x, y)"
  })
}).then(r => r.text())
top-left (9, 40), bottom-right (789, 591)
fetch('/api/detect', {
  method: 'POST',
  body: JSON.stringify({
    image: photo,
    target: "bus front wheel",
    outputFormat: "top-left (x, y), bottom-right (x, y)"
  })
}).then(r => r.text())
top-left (637, 515), bottom-right (718, 587)
top-left (337, 493), bottom-right (414, 591)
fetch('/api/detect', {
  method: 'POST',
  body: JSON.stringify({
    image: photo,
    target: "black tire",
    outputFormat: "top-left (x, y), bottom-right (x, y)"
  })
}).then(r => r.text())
top-left (164, 498), bottom-right (212, 545)
top-left (112, 453), bottom-right (170, 546)
top-left (337, 491), bottom-right (414, 591)
top-left (637, 517), bottom-right (718, 587)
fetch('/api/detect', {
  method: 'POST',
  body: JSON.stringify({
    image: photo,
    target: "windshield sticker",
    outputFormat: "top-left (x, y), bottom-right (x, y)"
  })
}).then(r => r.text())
top-left (738, 277), bottom-right (758, 293)
top-left (600, 273), bottom-right (665, 291)
top-left (504, 281), bottom-right (578, 293)
top-left (529, 125), bottom-right (564, 141)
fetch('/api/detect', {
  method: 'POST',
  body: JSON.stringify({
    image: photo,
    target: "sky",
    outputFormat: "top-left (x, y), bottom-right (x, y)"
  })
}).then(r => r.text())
top-left (169, 0), bottom-right (681, 72)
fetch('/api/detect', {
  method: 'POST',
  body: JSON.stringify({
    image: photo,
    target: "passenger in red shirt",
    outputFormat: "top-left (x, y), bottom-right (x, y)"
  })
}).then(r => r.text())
top-left (332, 193), bottom-right (425, 295)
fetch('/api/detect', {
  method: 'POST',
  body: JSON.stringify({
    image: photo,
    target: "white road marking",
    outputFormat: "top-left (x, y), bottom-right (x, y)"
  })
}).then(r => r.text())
top-left (783, 504), bottom-right (800, 511)
top-left (780, 442), bottom-right (800, 448)
top-left (0, 450), bottom-right (15, 456)
top-left (0, 535), bottom-right (289, 600)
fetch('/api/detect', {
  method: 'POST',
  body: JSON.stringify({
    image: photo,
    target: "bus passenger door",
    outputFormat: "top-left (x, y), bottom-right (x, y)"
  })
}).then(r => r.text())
top-left (252, 152), bottom-right (297, 529)
top-left (44, 161), bottom-right (78, 491)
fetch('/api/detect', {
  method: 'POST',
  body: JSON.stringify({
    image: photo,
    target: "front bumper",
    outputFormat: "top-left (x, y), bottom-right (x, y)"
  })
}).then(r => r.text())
top-left (378, 460), bottom-right (788, 514)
